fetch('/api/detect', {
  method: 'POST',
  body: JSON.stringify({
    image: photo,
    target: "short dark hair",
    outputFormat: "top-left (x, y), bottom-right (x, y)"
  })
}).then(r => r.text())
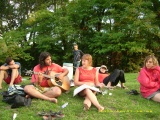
top-left (73, 43), bottom-right (78, 46)
top-left (6, 57), bottom-right (13, 65)
top-left (39, 52), bottom-right (51, 69)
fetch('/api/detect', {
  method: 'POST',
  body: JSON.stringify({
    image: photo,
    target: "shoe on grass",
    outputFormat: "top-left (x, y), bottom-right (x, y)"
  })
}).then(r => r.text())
top-left (8, 85), bottom-right (17, 95)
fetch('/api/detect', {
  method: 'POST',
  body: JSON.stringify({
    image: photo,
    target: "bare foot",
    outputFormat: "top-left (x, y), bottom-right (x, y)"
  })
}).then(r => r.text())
top-left (105, 86), bottom-right (114, 90)
top-left (84, 104), bottom-right (90, 111)
top-left (98, 106), bottom-right (104, 112)
top-left (0, 87), bottom-right (2, 90)
top-left (121, 86), bottom-right (128, 89)
top-left (49, 98), bottom-right (58, 104)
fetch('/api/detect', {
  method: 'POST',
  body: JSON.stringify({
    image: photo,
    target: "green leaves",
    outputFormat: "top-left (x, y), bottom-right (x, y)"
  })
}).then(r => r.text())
top-left (1, 0), bottom-right (160, 72)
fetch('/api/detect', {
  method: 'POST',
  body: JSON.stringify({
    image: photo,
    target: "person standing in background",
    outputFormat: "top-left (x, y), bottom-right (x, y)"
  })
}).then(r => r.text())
top-left (73, 43), bottom-right (84, 73)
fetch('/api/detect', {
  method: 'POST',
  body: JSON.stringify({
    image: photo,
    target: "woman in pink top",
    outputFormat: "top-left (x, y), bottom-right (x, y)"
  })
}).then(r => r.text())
top-left (74, 54), bottom-right (104, 112)
top-left (138, 55), bottom-right (160, 102)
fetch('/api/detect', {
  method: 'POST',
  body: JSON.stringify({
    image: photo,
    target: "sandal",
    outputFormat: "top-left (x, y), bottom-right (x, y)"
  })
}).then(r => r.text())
top-left (38, 110), bottom-right (65, 119)
top-left (98, 107), bottom-right (104, 112)
top-left (127, 90), bottom-right (139, 95)
top-left (42, 113), bottom-right (64, 120)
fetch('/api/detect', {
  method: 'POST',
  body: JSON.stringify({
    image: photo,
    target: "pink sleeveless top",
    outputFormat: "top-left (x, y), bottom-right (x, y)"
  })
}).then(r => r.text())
top-left (78, 67), bottom-right (97, 84)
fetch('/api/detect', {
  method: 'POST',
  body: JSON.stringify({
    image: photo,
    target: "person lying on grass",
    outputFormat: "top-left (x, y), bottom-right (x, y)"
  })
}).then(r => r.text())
top-left (74, 54), bottom-right (104, 112)
top-left (138, 55), bottom-right (160, 102)
top-left (98, 65), bottom-right (127, 89)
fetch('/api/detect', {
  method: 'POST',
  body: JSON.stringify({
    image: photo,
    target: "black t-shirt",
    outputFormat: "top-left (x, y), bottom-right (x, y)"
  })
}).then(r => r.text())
top-left (73, 50), bottom-right (84, 62)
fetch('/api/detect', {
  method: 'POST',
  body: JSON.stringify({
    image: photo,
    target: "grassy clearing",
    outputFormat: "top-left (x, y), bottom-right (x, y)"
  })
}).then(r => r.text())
top-left (0, 73), bottom-right (160, 120)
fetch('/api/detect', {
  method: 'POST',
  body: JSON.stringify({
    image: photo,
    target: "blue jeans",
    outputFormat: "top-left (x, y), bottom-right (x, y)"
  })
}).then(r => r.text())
top-left (73, 61), bottom-right (80, 71)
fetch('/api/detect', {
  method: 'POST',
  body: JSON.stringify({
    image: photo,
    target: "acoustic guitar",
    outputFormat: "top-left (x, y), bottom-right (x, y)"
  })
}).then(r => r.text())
top-left (25, 70), bottom-right (70, 92)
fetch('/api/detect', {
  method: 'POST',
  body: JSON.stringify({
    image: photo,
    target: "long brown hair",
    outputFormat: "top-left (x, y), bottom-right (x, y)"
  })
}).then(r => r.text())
top-left (39, 52), bottom-right (51, 69)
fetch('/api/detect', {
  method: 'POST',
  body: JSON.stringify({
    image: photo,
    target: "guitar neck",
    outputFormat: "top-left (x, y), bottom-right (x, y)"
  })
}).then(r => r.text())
top-left (34, 72), bottom-right (55, 79)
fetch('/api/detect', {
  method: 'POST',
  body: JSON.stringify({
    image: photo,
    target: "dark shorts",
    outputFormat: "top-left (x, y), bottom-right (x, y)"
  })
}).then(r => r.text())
top-left (4, 75), bottom-right (22, 84)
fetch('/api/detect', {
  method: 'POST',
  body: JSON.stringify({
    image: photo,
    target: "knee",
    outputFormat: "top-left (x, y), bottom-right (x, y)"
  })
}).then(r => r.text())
top-left (84, 88), bottom-right (92, 94)
top-left (52, 87), bottom-right (62, 97)
top-left (120, 70), bottom-right (124, 74)
top-left (114, 69), bottom-right (120, 74)
top-left (24, 85), bottom-right (32, 93)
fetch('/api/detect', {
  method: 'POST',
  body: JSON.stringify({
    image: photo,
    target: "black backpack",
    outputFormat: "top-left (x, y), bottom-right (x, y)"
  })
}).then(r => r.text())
top-left (1, 85), bottom-right (32, 109)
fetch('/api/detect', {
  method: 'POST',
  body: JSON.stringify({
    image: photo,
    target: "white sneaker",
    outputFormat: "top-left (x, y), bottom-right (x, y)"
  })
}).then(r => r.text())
top-left (8, 86), bottom-right (17, 95)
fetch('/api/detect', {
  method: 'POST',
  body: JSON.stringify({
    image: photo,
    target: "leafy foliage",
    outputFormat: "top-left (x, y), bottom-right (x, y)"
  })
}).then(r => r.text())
top-left (0, 0), bottom-right (160, 72)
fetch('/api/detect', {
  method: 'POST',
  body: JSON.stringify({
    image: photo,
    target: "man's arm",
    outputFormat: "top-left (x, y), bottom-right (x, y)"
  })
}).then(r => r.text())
top-left (80, 50), bottom-right (84, 57)
top-left (8, 64), bottom-right (19, 69)
top-left (0, 65), bottom-right (10, 70)
top-left (58, 68), bottom-right (69, 80)
top-left (0, 63), bottom-right (19, 70)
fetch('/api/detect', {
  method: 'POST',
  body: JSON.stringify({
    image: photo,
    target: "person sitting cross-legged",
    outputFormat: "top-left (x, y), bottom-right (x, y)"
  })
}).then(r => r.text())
top-left (24, 52), bottom-right (69, 103)
top-left (74, 54), bottom-right (104, 112)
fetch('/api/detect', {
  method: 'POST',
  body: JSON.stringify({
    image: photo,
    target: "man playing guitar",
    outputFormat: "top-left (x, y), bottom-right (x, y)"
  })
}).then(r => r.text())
top-left (24, 52), bottom-right (69, 103)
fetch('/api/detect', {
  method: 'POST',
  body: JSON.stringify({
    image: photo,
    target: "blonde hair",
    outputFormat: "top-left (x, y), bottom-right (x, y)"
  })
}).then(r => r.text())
top-left (144, 55), bottom-right (159, 67)
top-left (82, 54), bottom-right (92, 66)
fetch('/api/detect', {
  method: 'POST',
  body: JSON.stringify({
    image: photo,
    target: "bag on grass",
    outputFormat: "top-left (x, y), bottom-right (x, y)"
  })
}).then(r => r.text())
top-left (1, 85), bottom-right (32, 109)
top-left (11, 94), bottom-right (32, 109)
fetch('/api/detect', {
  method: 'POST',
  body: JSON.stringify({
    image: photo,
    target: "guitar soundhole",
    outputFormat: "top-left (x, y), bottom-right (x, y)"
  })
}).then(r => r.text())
top-left (56, 81), bottom-right (62, 86)
top-left (55, 77), bottom-right (59, 81)
top-left (55, 76), bottom-right (62, 86)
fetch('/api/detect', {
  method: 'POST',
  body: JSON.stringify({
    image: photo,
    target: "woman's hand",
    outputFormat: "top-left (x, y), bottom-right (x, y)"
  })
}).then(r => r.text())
top-left (83, 82), bottom-right (95, 86)
top-left (96, 83), bottom-right (105, 88)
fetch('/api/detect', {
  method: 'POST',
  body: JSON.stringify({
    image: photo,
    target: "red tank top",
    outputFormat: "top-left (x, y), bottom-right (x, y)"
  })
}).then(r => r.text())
top-left (78, 67), bottom-right (97, 83)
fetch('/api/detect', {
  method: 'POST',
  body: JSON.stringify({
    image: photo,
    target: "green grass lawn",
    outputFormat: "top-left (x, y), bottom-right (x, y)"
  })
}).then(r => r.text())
top-left (0, 73), bottom-right (160, 120)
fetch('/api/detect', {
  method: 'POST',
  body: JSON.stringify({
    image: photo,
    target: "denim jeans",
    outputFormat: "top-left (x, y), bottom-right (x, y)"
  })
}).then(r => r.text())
top-left (73, 61), bottom-right (80, 71)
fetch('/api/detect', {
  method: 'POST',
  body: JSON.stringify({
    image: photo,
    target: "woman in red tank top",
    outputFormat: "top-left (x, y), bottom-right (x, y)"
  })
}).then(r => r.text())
top-left (74, 54), bottom-right (104, 112)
